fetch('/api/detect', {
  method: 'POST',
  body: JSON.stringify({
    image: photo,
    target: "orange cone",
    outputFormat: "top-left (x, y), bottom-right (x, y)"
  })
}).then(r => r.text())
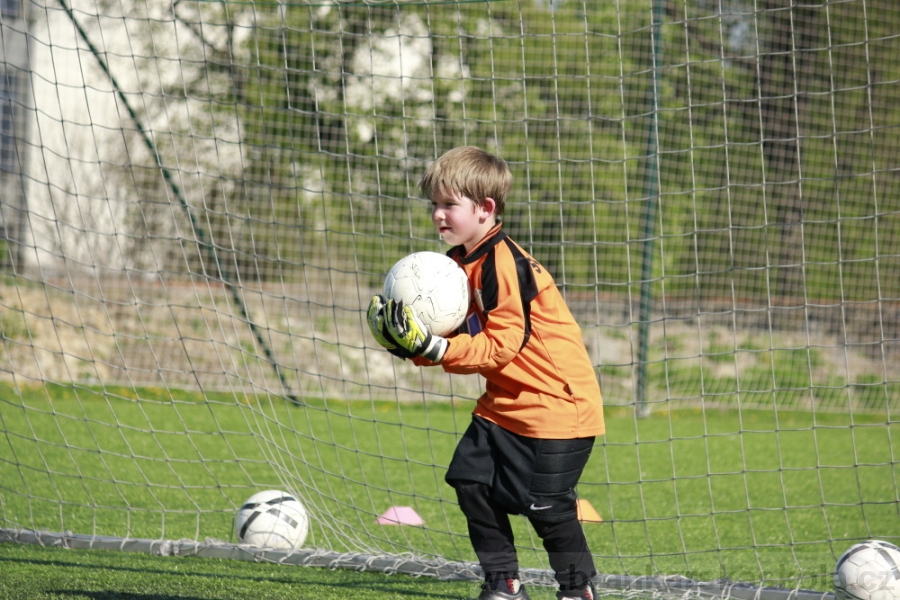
top-left (576, 499), bottom-right (603, 523)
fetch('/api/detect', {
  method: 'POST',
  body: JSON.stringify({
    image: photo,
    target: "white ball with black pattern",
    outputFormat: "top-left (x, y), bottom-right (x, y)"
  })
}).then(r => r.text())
top-left (835, 540), bottom-right (900, 600)
top-left (382, 251), bottom-right (470, 337)
top-left (235, 490), bottom-right (309, 550)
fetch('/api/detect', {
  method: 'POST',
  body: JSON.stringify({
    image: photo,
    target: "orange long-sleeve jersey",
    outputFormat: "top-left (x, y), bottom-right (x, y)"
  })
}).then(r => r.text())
top-left (414, 225), bottom-right (605, 439)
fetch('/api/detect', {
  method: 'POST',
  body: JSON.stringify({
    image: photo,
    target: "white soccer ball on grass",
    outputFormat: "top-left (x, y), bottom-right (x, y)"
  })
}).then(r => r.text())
top-left (235, 490), bottom-right (309, 550)
top-left (834, 540), bottom-right (900, 600)
top-left (382, 251), bottom-right (470, 337)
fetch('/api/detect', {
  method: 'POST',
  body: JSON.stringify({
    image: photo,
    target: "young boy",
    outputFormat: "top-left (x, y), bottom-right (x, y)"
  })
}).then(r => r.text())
top-left (367, 146), bottom-right (605, 600)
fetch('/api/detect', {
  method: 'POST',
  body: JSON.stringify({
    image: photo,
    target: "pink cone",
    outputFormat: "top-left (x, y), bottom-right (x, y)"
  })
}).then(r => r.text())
top-left (376, 506), bottom-right (424, 526)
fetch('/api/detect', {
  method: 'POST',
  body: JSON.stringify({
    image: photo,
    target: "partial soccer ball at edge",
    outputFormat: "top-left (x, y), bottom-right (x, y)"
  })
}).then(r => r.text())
top-left (235, 490), bottom-right (309, 550)
top-left (834, 540), bottom-right (900, 600)
top-left (382, 251), bottom-right (470, 337)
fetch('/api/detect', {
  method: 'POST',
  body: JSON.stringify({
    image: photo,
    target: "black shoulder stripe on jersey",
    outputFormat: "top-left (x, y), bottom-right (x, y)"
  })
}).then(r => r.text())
top-left (505, 239), bottom-right (538, 351)
top-left (479, 236), bottom-right (537, 351)
top-left (480, 251), bottom-right (499, 314)
top-left (504, 238), bottom-right (539, 306)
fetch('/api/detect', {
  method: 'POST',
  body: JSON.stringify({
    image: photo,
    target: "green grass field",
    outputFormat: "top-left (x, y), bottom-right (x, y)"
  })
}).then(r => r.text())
top-left (0, 541), bottom-right (526, 600)
top-left (2, 382), bottom-right (898, 596)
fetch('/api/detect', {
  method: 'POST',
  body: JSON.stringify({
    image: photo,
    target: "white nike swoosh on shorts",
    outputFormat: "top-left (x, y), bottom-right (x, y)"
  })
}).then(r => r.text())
top-left (529, 503), bottom-right (552, 510)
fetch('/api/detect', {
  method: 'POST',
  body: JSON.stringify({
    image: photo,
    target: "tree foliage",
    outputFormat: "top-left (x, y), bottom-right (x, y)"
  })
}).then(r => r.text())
top-left (221, 0), bottom-right (899, 302)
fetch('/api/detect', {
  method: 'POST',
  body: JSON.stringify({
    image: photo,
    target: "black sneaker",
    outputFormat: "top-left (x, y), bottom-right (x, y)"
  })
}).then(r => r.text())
top-left (556, 582), bottom-right (596, 600)
top-left (478, 577), bottom-right (532, 600)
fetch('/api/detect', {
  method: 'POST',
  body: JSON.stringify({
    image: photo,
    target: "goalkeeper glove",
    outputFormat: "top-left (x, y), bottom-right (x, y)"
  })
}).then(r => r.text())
top-left (367, 295), bottom-right (414, 359)
top-left (384, 299), bottom-right (449, 363)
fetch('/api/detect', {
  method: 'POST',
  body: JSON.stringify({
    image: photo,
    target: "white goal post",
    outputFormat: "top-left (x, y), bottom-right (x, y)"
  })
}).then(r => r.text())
top-left (1, 0), bottom-right (898, 597)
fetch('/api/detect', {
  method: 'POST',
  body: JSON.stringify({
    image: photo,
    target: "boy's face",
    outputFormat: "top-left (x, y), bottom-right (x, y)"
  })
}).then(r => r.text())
top-left (430, 187), bottom-right (497, 252)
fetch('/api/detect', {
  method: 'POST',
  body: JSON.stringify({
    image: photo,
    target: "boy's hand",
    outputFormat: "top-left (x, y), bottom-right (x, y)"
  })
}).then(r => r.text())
top-left (367, 295), bottom-right (414, 359)
top-left (384, 299), bottom-right (448, 363)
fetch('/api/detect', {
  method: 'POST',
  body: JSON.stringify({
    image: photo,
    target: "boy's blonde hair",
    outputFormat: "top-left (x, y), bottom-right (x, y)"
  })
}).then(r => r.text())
top-left (419, 146), bottom-right (512, 219)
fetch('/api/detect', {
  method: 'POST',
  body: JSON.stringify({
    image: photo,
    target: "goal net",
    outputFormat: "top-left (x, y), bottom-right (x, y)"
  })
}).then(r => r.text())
top-left (1, 0), bottom-right (897, 596)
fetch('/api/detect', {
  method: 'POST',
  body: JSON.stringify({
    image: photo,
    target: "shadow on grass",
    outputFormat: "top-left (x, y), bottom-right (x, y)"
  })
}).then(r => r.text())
top-left (47, 594), bottom-right (211, 600)
top-left (3, 555), bottom-right (471, 599)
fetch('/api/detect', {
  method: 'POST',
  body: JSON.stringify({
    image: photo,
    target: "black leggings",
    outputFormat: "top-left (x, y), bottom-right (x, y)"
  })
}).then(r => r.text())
top-left (454, 480), bottom-right (596, 591)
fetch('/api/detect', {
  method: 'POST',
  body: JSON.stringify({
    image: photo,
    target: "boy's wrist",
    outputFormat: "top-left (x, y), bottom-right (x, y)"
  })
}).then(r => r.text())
top-left (420, 335), bottom-right (448, 362)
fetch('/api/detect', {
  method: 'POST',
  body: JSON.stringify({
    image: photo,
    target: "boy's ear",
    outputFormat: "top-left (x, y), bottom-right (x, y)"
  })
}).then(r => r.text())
top-left (480, 197), bottom-right (497, 219)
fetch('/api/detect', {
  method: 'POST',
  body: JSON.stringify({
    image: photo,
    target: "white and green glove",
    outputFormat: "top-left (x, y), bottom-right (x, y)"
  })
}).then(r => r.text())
top-left (367, 295), bottom-right (414, 359)
top-left (384, 299), bottom-right (448, 363)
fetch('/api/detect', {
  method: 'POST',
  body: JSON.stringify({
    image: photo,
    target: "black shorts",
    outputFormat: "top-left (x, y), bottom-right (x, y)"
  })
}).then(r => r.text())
top-left (446, 415), bottom-right (595, 522)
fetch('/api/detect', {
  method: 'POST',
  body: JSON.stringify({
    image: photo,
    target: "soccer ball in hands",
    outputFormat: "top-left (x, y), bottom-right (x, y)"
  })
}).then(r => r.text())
top-left (235, 490), bottom-right (309, 550)
top-left (382, 251), bottom-right (470, 337)
top-left (834, 540), bottom-right (900, 600)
